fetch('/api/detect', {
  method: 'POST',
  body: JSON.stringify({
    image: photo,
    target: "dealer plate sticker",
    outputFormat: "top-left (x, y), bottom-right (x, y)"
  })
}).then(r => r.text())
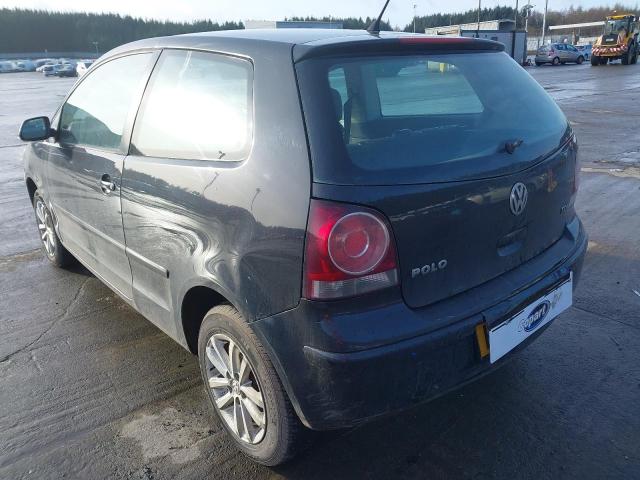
top-left (489, 274), bottom-right (572, 363)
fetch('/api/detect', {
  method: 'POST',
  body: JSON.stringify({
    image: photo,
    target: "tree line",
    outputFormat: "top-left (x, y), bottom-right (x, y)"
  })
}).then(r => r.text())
top-left (0, 9), bottom-right (243, 53)
top-left (285, 16), bottom-right (392, 31)
top-left (1, 6), bottom-right (639, 54)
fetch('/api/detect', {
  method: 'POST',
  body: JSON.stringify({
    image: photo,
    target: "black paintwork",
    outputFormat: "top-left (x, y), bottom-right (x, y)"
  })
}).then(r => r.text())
top-left (254, 222), bottom-right (586, 428)
top-left (311, 139), bottom-right (578, 308)
top-left (21, 29), bottom-right (587, 430)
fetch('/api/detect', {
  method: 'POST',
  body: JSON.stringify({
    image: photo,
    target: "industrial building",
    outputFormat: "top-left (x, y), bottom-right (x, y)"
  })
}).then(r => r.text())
top-left (244, 20), bottom-right (343, 29)
top-left (425, 19), bottom-right (527, 65)
top-left (424, 19), bottom-right (517, 36)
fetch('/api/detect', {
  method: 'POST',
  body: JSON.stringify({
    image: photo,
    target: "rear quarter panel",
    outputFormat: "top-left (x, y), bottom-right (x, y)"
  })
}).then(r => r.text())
top-left (120, 43), bottom-right (311, 343)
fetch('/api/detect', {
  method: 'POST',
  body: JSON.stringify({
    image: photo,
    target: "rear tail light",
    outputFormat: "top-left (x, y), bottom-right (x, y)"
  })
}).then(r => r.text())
top-left (303, 199), bottom-right (399, 300)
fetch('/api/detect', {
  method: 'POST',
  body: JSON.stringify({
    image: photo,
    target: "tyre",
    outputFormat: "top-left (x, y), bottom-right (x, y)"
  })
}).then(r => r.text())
top-left (197, 305), bottom-right (304, 466)
top-left (32, 190), bottom-right (76, 268)
top-left (622, 52), bottom-right (630, 65)
top-left (577, 55), bottom-right (584, 65)
top-left (552, 57), bottom-right (560, 65)
top-left (591, 55), bottom-right (599, 66)
top-left (599, 57), bottom-right (608, 65)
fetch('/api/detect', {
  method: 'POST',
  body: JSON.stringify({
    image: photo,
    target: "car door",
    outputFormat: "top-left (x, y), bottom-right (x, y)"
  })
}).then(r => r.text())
top-left (567, 45), bottom-right (577, 61)
top-left (46, 52), bottom-right (157, 300)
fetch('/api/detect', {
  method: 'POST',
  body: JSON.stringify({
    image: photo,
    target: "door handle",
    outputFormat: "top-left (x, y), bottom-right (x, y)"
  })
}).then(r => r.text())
top-left (100, 174), bottom-right (116, 195)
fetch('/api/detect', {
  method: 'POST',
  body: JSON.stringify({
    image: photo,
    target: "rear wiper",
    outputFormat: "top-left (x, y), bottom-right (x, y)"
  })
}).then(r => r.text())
top-left (505, 139), bottom-right (524, 154)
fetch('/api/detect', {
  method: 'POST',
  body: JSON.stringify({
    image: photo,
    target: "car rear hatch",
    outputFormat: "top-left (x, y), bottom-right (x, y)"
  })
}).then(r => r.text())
top-left (295, 36), bottom-right (578, 308)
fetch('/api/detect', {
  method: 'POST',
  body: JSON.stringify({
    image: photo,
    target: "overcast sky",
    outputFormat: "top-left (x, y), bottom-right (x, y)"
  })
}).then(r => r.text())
top-left (0, 0), bottom-right (622, 28)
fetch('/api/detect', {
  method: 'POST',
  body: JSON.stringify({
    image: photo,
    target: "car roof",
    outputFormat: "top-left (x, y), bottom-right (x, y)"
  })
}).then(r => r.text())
top-left (105, 28), bottom-right (503, 62)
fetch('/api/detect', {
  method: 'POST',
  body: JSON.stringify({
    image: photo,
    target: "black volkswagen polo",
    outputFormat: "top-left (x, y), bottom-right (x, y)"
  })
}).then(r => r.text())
top-left (20, 29), bottom-right (587, 465)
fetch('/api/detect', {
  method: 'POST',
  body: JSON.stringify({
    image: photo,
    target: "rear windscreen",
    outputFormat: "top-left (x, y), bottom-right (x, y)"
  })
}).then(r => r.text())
top-left (296, 51), bottom-right (569, 185)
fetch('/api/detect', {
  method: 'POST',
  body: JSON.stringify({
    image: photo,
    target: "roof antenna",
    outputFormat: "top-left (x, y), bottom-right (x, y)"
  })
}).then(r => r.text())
top-left (367, 0), bottom-right (391, 34)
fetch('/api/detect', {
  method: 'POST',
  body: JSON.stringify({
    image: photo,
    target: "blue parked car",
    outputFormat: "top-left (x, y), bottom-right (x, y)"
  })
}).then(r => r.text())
top-left (577, 44), bottom-right (593, 60)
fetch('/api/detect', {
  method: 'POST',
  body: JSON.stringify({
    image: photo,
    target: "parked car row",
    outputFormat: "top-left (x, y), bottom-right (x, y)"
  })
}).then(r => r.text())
top-left (0, 58), bottom-right (94, 76)
top-left (0, 59), bottom-right (37, 73)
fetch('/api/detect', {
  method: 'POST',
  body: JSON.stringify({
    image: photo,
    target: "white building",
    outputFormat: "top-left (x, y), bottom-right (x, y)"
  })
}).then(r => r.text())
top-left (245, 20), bottom-right (343, 30)
top-left (424, 19), bottom-right (515, 36)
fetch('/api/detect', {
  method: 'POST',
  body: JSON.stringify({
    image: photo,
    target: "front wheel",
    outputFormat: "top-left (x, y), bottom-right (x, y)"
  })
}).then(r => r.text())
top-left (198, 305), bottom-right (305, 465)
top-left (32, 190), bottom-right (76, 268)
top-left (552, 57), bottom-right (560, 65)
top-left (577, 55), bottom-right (584, 64)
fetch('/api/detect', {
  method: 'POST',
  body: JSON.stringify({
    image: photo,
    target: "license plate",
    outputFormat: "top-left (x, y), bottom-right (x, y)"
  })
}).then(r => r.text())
top-left (489, 274), bottom-right (573, 363)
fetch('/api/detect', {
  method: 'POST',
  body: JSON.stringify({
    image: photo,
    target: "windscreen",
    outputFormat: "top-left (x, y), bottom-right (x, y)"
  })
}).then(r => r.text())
top-left (605, 19), bottom-right (628, 35)
top-left (296, 51), bottom-right (570, 185)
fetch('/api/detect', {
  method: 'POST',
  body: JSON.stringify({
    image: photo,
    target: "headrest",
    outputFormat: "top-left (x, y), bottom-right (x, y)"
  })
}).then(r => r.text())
top-left (330, 88), bottom-right (343, 122)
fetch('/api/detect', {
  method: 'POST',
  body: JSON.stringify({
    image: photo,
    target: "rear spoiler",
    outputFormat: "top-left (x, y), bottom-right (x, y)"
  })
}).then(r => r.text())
top-left (293, 35), bottom-right (504, 63)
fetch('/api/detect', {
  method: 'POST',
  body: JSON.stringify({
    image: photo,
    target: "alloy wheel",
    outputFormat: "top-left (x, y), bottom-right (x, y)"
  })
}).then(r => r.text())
top-left (205, 333), bottom-right (266, 444)
top-left (35, 199), bottom-right (56, 257)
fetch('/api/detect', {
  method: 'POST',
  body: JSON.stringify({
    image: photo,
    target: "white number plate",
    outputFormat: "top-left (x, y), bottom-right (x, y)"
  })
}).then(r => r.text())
top-left (489, 274), bottom-right (573, 363)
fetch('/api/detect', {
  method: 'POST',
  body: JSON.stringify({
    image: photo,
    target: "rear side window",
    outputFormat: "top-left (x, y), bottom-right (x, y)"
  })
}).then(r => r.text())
top-left (296, 52), bottom-right (569, 185)
top-left (131, 50), bottom-right (253, 161)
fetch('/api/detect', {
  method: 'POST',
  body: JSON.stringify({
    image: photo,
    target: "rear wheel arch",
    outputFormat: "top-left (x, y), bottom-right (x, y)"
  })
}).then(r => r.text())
top-left (181, 283), bottom-right (312, 430)
top-left (180, 284), bottom-right (230, 354)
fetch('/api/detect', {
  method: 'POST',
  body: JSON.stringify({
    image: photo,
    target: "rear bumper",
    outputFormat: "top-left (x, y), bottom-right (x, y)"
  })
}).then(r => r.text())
top-left (593, 46), bottom-right (627, 57)
top-left (253, 218), bottom-right (588, 430)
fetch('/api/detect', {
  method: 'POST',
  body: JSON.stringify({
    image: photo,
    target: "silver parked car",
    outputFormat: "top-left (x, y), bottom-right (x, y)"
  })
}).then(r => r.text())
top-left (536, 43), bottom-right (585, 66)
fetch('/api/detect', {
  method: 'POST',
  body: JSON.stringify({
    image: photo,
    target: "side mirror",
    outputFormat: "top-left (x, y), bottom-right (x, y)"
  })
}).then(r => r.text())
top-left (19, 116), bottom-right (53, 141)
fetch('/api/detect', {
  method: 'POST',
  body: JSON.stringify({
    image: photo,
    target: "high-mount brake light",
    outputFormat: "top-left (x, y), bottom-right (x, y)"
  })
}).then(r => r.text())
top-left (397, 37), bottom-right (473, 45)
top-left (303, 200), bottom-right (398, 300)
